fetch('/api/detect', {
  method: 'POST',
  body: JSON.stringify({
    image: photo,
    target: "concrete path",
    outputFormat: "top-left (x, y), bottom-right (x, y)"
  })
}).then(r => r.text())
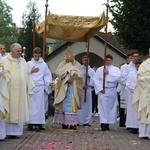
top-left (0, 116), bottom-right (150, 150)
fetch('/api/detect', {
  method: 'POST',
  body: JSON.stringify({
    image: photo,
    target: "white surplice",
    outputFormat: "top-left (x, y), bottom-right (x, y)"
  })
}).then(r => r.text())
top-left (94, 65), bottom-right (121, 124)
top-left (119, 62), bottom-right (136, 109)
top-left (5, 122), bottom-right (23, 136)
top-left (28, 58), bottom-right (52, 124)
top-left (0, 121), bottom-right (6, 140)
top-left (77, 65), bottom-right (95, 125)
top-left (125, 71), bottom-right (139, 128)
top-left (139, 123), bottom-right (150, 138)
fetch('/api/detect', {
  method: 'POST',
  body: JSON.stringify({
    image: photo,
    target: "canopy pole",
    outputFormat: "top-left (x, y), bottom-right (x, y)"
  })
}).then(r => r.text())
top-left (103, 0), bottom-right (109, 91)
top-left (42, 0), bottom-right (49, 60)
top-left (32, 6), bottom-right (36, 49)
top-left (84, 40), bottom-right (90, 102)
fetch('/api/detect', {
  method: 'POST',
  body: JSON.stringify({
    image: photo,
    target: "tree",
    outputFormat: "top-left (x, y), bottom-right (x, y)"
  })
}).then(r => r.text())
top-left (51, 40), bottom-right (66, 51)
top-left (17, 0), bottom-right (43, 61)
top-left (109, 0), bottom-right (150, 55)
top-left (0, 0), bottom-right (18, 51)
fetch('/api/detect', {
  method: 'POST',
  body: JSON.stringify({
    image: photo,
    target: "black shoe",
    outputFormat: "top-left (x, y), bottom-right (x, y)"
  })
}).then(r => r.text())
top-left (5, 136), bottom-right (20, 139)
top-left (126, 128), bottom-right (132, 130)
top-left (35, 127), bottom-right (41, 132)
top-left (70, 125), bottom-right (77, 130)
top-left (131, 128), bottom-right (138, 134)
top-left (101, 128), bottom-right (107, 131)
top-left (27, 125), bottom-right (34, 131)
top-left (101, 123), bottom-right (109, 131)
top-left (106, 124), bottom-right (110, 130)
top-left (40, 127), bottom-right (45, 130)
top-left (38, 124), bottom-right (45, 130)
top-left (106, 126), bottom-right (110, 130)
top-left (62, 124), bottom-right (68, 129)
top-left (141, 137), bottom-right (149, 139)
top-left (83, 124), bottom-right (91, 127)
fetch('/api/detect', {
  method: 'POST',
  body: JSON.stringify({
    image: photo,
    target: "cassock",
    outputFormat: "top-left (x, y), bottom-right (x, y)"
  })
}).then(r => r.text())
top-left (94, 65), bottom-right (121, 125)
top-left (117, 63), bottom-right (128, 109)
top-left (2, 54), bottom-right (34, 136)
top-left (77, 65), bottom-right (95, 125)
top-left (125, 70), bottom-right (139, 128)
top-left (27, 58), bottom-right (52, 125)
top-left (132, 58), bottom-right (150, 138)
top-left (116, 63), bottom-right (127, 127)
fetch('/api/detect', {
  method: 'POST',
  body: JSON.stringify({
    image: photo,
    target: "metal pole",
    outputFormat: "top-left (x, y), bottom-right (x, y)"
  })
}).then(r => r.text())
top-left (32, 7), bottom-right (36, 49)
top-left (84, 41), bottom-right (90, 102)
top-left (42, 0), bottom-right (49, 60)
top-left (22, 47), bottom-right (26, 59)
top-left (103, 0), bottom-right (109, 91)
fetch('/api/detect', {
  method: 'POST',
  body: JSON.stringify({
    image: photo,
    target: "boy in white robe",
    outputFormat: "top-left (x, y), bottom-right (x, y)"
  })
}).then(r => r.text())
top-left (117, 53), bottom-right (132, 127)
top-left (27, 47), bottom-right (53, 131)
top-left (77, 55), bottom-right (95, 126)
top-left (125, 60), bottom-right (141, 134)
top-left (94, 54), bottom-right (121, 131)
top-left (119, 52), bottom-right (139, 128)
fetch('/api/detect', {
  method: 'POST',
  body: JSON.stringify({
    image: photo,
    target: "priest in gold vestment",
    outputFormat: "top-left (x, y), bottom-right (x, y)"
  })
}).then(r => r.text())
top-left (0, 53), bottom-right (9, 140)
top-left (53, 48), bottom-right (83, 130)
top-left (132, 57), bottom-right (150, 139)
top-left (2, 43), bottom-right (34, 138)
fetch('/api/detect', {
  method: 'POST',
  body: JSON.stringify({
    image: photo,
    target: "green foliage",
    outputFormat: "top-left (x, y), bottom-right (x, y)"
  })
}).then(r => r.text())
top-left (17, 0), bottom-right (43, 61)
top-left (51, 40), bottom-right (66, 51)
top-left (109, 0), bottom-right (150, 55)
top-left (0, 0), bottom-right (18, 51)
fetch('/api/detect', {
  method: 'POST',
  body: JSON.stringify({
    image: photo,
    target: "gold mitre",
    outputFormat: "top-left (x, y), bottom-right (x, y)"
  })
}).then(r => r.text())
top-left (64, 47), bottom-right (74, 61)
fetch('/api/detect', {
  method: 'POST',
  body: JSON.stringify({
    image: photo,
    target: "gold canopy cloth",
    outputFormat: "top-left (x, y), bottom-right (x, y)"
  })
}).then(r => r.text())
top-left (35, 12), bottom-right (107, 42)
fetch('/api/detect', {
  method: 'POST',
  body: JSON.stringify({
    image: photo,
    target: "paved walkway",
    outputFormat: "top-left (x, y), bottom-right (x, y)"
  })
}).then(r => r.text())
top-left (0, 116), bottom-right (150, 150)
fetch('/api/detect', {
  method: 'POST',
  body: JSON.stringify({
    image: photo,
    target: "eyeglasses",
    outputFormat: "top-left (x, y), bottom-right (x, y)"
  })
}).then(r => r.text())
top-left (0, 48), bottom-right (6, 50)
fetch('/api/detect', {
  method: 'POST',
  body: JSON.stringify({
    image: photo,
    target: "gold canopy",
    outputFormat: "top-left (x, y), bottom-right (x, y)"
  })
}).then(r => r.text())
top-left (35, 12), bottom-right (107, 42)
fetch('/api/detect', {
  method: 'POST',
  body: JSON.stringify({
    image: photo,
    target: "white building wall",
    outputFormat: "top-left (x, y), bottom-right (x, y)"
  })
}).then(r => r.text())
top-left (46, 37), bottom-right (126, 73)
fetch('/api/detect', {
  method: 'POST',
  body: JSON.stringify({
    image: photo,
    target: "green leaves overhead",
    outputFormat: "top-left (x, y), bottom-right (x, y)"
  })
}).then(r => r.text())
top-left (0, 0), bottom-right (18, 51)
top-left (17, 0), bottom-right (43, 61)
top-left (109, 0), bottom-right (150, 55)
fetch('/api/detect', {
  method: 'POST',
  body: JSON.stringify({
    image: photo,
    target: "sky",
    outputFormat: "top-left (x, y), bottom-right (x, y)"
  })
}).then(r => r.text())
top-left (6, 0), bottom-right (111, 28)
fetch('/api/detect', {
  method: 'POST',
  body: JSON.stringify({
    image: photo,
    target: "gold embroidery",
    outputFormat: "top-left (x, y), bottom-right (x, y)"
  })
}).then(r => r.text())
top-left (54, 77), bottom-right (62, 97)
top-left (35, 12), bottom-right (107, 42)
